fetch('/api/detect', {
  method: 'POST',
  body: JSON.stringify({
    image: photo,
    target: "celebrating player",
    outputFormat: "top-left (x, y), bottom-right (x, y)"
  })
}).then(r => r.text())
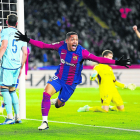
top-left (0, 14), bottom-right (27, 125)
top-left (78, 50), bottom-right (136, 113)
top-left (15, 31), bottom-right (131, 130)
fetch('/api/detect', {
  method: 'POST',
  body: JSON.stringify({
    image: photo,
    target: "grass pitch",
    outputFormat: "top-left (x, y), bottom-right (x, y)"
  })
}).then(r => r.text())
top-left (0, 87), bottom-right (140, 140)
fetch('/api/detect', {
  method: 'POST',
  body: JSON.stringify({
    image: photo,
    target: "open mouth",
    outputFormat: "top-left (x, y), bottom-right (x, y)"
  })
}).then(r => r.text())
top-left (72, 44), bottom-right (77, 49)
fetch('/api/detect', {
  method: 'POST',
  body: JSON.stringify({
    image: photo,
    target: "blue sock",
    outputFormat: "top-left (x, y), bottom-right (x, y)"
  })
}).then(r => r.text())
top-left (1, 89), bottom-right (13, 115)
top-left (10, 91), bottom-right (19, 115)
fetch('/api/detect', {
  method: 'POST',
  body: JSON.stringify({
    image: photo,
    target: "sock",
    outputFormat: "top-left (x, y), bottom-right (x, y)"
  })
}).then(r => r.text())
top-left (1, 89), bottom-right (13, 119)
top-left (110, 106), bottom-right (118, 111)
top-left (41, 92), bottom-right (51, 118)
top-left (42, 116), bottom-right (48, 122)
top-left (89, 106), bottom-right (108, 113)
top-left (10, 90), bottom-right (19, 119)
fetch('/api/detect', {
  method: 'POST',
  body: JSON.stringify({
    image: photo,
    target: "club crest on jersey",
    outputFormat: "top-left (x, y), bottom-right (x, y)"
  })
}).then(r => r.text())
top-left (73, 56), bottom-right (78, 61)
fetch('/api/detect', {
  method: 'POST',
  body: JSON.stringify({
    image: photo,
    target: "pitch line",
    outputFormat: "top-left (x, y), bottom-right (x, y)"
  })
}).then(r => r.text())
top-left (25, 118), bottom-right (140, 133)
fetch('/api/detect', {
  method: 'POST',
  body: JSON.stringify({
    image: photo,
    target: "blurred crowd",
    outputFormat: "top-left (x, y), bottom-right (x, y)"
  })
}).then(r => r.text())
top-left (24, 0), bottom-right (140, 67)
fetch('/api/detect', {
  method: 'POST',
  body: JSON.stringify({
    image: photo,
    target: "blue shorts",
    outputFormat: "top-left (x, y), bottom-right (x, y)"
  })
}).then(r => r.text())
top-left (0, 67), bottom-right (20, 87)
top-left (47, 76), bottom-right (76, 102)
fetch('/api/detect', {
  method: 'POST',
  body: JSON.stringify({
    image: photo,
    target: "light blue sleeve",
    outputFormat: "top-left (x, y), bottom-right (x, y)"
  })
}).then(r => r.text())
top-left (22, 41), bottom-right (27, 47)
top-left (1, 29), bottom-right (8, 41)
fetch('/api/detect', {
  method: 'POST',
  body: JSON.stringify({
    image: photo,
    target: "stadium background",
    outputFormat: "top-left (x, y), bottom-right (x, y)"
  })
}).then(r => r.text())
top-left (22, 0), bottom-right (140, 87)
top-left (1, 0), bottom-right (140, 87)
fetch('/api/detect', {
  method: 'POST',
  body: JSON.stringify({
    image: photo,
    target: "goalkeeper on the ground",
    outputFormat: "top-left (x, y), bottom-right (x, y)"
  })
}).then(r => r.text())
top-left (78, 50), bottom-right (136, 113)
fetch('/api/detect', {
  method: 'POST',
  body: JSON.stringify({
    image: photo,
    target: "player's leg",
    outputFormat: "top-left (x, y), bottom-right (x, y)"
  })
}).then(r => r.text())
top-left (38, 83), bottom-right (56, 130)
top-left (9, 86), bottom-right (21, 123)
top-left (55, 84), bottom-right (75, 108)
top-left (38, 76), bottom-right (61, 130)
top-left (0, 68), bottom-right (15, 125)
top-left (0, 86), bottom-right (15, 125)
top-left (77, 105), bottom-right (108, 112)
top-left (112, 91), bottom-right (125, 112)
top-left (78, 93), bottom-right (111, 113)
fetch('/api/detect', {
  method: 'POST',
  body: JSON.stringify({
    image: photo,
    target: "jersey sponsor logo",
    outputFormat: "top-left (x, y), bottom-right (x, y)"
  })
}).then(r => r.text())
top-left (11, 59), bottom-right (20, 62)
top-left (73, 56), bottom-right (78, 61)
top-left (61, 52), bottom-right (66, 54)
top-left (61, 59), bottom-right (75, 67)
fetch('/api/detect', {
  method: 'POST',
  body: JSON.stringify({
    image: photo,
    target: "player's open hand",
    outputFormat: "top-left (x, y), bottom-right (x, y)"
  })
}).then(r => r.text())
top-left (15, 31), bottom-right (30, 43)
top-left (115, 56), bottom-right (131, 68)
top-left (133, 25), bottom-right (137, 32)
top-left (127, 83), bottom-right (136, 90)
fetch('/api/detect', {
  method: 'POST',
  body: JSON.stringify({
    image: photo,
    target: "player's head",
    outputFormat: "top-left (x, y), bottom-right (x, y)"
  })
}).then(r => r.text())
top-left (102, 50), bottom-right (113, 59)
top-left (6, 14), bottom-right (18, 27)
top-left (66, 31), bottom-right (78, 51)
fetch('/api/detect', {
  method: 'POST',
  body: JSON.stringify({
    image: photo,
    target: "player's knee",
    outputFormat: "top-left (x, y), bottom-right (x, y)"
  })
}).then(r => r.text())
top-left (9, 87), bottom-right (16, 92)
top-left (10, 91), bottom-right (19, 104)
top-left (55, 103), bottom-right (61, 108)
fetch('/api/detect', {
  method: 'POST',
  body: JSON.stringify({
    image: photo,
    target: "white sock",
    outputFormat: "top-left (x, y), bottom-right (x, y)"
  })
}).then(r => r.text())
top-left (7, 113), bottom-right (13, 119)
top-left (42, 116), bottom-right (48, 122)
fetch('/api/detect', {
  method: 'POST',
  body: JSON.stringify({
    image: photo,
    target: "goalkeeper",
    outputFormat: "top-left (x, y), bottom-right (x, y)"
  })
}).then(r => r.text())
top-left (78, 50), bottom-right (136, 113)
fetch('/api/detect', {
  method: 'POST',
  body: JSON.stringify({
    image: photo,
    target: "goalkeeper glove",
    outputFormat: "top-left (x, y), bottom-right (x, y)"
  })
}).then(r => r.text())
top-left (90, 76), bottom-right (94, 81)
top-left (127, 83), bottom-right (136, 90)
top-left (15, 31), bottom-right (30, 43)
top-left (115, 56), bottom-right (131, 68)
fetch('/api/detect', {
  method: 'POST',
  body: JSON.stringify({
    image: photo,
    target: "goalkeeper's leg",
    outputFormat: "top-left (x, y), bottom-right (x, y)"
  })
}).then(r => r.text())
top-left (117, 105), bottom-right (125, 112)
top-left (77, 105), bottom-right (108, 113)
top-left (90, 106), bottom-right (108, 113)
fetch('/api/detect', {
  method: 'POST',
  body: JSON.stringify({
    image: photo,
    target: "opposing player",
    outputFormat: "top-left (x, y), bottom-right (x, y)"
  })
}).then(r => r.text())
top-left (78, 50), bottom-right (136, 113)
top-left (0, 14), bottom-right (27, 125)
top-left (15, 31), bottom-right (131, 130)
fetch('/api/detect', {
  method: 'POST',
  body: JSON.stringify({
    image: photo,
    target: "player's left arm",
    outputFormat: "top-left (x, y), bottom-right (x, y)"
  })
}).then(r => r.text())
top-left (90, 65), bottom-right (99, 81)
top-left (0, 39), bottom-right (8, 59)
top-left (114, 80), bottom-right (126, 88)
top-left (82, 49), bottom-right (131, 67)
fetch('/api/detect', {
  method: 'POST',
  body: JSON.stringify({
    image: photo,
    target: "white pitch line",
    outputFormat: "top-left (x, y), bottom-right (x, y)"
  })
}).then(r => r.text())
top-left (25, 118), bottom-right (140, 133)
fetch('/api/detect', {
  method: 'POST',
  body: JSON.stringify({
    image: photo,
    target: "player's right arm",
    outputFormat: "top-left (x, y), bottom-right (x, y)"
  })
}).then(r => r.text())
top-left (14, 31), bottom-right (64, 51)
top-left (133, 25), bottom-right (140, 38)
top-left (0, 39), bottom-right (8, 59)
top-left (0, 29), bottom-right (8, 59)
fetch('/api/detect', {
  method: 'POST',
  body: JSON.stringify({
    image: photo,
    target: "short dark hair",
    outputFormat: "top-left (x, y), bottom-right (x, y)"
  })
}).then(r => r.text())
top-left (7, 14), bottom-right (18, 26)
top-left (66, 31), bottom-right (78, 39)
top-left (102, 50), bottom-right (113, 57)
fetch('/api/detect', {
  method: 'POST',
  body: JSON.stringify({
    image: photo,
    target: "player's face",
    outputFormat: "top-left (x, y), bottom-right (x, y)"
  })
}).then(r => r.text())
top-left (66, 35), bottom-right (78, 51)
top-left (104, 53), bottom-right (113, 59)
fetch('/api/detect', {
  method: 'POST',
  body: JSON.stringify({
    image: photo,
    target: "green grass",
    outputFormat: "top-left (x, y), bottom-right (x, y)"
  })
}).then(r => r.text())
top-left (0, 87), bottom-right (140, 140)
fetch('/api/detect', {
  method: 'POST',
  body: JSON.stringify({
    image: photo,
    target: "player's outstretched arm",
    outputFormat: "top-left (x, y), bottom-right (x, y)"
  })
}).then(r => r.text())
top-left (15, 31), bottom-right (64, 50)
top-left (82, 50), bottom-right (131, 68)
top-left (133, 25), bottom-right (140, 38)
